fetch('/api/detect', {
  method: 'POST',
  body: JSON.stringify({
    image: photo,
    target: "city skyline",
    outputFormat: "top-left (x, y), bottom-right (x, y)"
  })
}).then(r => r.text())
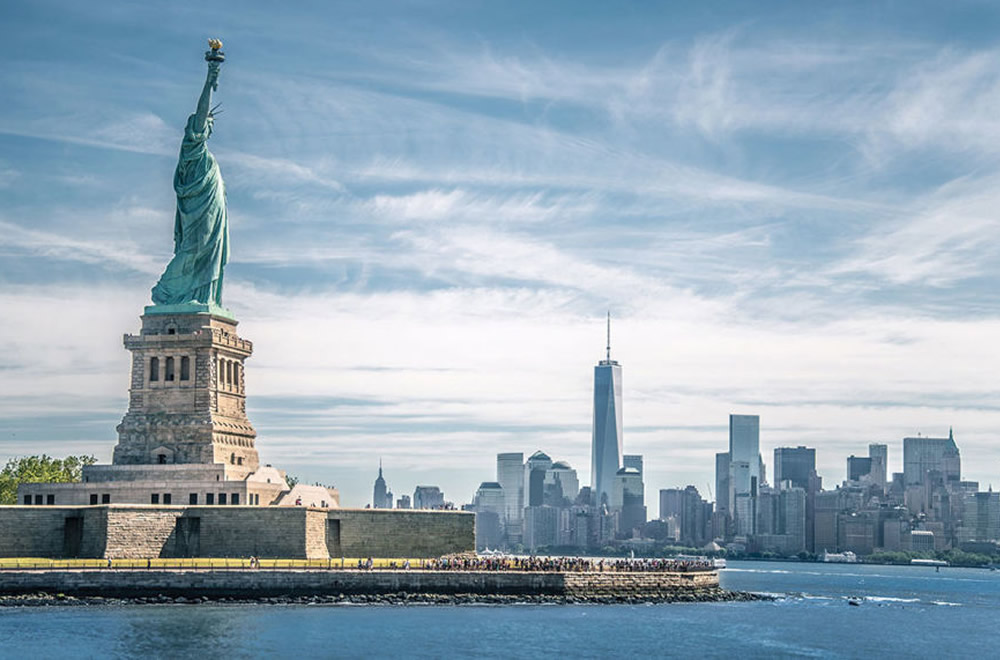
top-left (4, 1), bottom-right (1000, 507)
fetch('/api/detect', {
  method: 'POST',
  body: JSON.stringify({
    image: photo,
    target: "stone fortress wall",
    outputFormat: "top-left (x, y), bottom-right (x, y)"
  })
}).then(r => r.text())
top-left (0, 569), bottom-right (720, 599)
top-left (0, 506), bottom-right (474, 560)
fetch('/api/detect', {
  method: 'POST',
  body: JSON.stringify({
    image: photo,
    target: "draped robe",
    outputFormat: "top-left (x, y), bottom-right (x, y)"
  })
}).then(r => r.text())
top-left (151, 115), bottom-right (229, 306)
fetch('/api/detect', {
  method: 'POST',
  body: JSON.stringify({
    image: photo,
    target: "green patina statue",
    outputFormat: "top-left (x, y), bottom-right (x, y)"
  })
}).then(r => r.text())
top-left (149, 40), bottom-right (232, 317)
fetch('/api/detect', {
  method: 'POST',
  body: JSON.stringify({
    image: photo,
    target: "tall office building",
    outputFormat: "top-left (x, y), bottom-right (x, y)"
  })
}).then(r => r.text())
top-left (545, 461), bottom-right (580, 506)
top-left (773, 447), bottom-right (815, 491)
top-left (678, 485), bottom-right (710, 547)
top-left (612, 467), bottom-right (646, 534)
top-left (523, 505), bottom-right (559, 550)
top-left (845, 444), bottom-right (887, 492)
top-left (846, 455), bottom-right (873, 482)
top-left (473, 482), bottom-right (506, 515)
top-left (622, 454), bottom-right (643, 514)
top-left (729, 414), bottom-right (761, 536)
top-left (755, 486), bottom-right (806, 555)
top-left (903, 429), bottom-right (961, 486)
top-left (729, 414), bottom-right (761, 491)
top-left (524, 450), bottom-right (553, 507)
top-left (496, 452), bottom-right (524, 540)
top-left (372, 461), bottom-right (390, 509)
top-left (413, 485), bottom-right (445, 509)
top-left (957, 491), bottom-right (1000, 543)
top-left (472, 482), bottom-right (506, 549)
top-left (472, 481), bottom-right (506, 550)
top-left (715, 452), bottom-right (731, 517)
top-left (591, 314), bottom-right (623, 507)
top-left (660, 488), bottom-right (684, 521)
top-left (868, 444), bottom-right (888, 493)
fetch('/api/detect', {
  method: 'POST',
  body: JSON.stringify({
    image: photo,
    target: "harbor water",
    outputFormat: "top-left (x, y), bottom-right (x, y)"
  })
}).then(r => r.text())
top-left (0, 560), bottom-right (997, 658)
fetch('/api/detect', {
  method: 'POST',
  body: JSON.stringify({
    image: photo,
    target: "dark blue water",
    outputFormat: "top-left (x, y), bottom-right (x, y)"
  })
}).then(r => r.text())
top-left (0, 561), bottom-right (997, 658)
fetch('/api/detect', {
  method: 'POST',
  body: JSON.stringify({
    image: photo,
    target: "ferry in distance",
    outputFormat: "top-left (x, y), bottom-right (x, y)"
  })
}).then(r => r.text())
top-left (910, 558), bottom-right (948, 567)
top-left (821, 550), bottom-right (858, 563)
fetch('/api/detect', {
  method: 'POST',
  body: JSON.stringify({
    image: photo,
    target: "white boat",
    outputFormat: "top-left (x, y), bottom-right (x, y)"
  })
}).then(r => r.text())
top-left (821, 550), bottom-right (858, 563)
top-left (910, 558), bottom-right (948, 567)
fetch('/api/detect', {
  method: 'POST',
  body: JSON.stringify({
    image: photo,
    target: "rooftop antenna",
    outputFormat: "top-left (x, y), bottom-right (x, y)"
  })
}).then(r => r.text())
top-left (606, 310), bottom-right (611, 361)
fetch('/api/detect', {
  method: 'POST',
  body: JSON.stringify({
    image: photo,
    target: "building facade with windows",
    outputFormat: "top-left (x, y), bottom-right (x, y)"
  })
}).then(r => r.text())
top-left (591, 318), bottom-right (623, 508)
top-left (18, 311), bottom-right (335, 510)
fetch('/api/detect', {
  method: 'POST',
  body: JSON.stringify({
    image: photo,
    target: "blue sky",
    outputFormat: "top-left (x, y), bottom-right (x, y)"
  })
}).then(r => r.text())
top-left (2, 0), bottom-right (1000, 507)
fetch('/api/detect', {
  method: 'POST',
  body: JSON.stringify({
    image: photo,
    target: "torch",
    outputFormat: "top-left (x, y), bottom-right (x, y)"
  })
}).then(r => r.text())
top-left (205, 38), bottom-right (225, 90)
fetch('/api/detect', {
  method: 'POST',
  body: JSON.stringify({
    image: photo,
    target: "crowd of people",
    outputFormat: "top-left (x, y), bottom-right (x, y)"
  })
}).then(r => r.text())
top-left (413, 556), bottom-right (714, 573)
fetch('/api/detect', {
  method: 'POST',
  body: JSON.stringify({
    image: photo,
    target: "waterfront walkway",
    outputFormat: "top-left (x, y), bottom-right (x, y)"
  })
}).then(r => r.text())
top-left (0, 557), bottom-right (714, 573)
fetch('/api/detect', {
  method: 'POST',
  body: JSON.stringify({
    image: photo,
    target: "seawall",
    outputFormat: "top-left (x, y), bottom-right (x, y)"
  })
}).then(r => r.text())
top-left (0, 569), bottom-right (721, 600)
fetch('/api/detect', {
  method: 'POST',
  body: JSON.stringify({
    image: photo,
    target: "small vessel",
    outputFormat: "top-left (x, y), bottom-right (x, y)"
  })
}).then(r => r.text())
top-left (821, 550), bottom-right (858, 563)
top-left (910, 559), bottom-right (948, 567)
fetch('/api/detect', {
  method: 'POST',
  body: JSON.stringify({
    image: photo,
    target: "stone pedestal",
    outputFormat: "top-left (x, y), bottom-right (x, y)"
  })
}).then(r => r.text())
top-left (113, 311), bottom-right (259, 480)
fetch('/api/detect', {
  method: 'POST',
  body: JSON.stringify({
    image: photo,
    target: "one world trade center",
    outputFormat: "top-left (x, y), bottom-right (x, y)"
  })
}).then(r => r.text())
top-left (591, 313), bottom-right (623, 507)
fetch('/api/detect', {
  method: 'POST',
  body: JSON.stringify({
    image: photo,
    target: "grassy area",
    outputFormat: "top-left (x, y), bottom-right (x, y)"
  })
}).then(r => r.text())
top-left (0, 557), bottom-right (429, 570)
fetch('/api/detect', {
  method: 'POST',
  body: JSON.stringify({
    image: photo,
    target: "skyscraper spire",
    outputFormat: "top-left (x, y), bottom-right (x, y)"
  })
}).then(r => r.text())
top-left (592, 309), bottom-right (623, 508)
top-left (373, 459), bottom-right (388, 508)
top-left (606, 310), bottom-right (611, 361)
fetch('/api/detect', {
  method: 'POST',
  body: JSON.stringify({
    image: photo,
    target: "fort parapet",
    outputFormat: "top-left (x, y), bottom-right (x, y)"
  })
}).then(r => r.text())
top-left (0, 506), bottom-right (474, 560)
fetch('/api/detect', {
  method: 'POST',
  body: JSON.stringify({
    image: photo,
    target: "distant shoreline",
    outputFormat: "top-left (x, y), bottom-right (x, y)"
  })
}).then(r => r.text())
top-left (725, 556), bottom-right (997, 570)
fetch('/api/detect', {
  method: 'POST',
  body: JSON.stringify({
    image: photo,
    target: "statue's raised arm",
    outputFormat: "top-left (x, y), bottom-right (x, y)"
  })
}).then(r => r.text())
top-left (192, 61), bottom-right (221, 134)
top-left (192, 39), bottom-right (224, 134)
top-left (150, 40), bottom-right (231, 312)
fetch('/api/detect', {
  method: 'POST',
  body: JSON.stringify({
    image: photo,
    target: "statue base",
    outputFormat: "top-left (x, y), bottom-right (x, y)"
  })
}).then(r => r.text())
top-left (121, 304), bottom-right (258, 479)
top-left (144, 302), bottom-right (235, 321)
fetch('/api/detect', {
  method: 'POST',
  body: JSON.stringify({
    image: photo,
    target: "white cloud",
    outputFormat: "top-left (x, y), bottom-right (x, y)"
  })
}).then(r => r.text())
top-left (0, 215), bottom-right (163, 275)
top-left (831, 173), bottom-right (1000, 285)
top-left (877, 50), bottom-right (1000, 155)
top-left (0, 112), bottom-right (176, 156)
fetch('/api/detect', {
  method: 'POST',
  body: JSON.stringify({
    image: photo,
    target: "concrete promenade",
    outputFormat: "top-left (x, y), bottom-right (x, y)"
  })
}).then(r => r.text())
top-left (0, 568), bottom-right (721, 599)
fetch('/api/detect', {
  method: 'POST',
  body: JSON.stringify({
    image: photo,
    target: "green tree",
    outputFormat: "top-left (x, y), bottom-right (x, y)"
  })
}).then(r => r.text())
top-left (0, 455), bottom-right (97, 504)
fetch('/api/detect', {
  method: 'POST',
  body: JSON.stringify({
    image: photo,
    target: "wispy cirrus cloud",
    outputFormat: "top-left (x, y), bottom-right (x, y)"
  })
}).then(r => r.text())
top-left (831, 174), bottom-right (1000, 286)
top-left (0, 215), bottom-right (163, 275)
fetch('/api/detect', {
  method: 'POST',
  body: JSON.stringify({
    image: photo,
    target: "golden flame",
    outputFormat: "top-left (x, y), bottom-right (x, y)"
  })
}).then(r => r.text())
top-left (208, 38), bottom-right (223, 51)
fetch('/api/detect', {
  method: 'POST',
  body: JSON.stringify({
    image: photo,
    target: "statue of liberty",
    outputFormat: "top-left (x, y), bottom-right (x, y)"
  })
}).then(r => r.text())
top-left (150, 40), bottom-right (230, 312)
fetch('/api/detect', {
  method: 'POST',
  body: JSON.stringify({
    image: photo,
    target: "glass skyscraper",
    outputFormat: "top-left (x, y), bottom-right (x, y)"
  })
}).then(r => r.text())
top-left (496, 452), bottom-right (524, 538)
top-left (774, 446), bottom-right (815, 491)
top-left (729, 414), bottom-right (761, 536)
top-left (904, 430), bottom-right (960, 486)
top-left (591, 315), bottom-right (623, 508)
